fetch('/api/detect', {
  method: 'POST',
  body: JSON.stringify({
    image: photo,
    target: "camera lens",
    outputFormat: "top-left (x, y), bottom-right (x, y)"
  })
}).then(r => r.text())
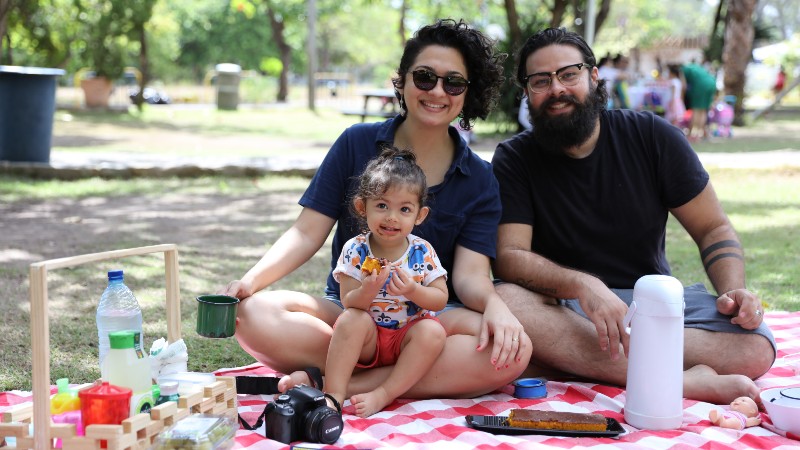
top-left (304, 406), bottom-right (343, 444)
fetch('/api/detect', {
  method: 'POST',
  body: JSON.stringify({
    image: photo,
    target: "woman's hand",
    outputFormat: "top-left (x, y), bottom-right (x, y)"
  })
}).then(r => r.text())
top-left (217, 279), bottom-right (255, 300)
top-left (478, 297), bottom-right (530, 370)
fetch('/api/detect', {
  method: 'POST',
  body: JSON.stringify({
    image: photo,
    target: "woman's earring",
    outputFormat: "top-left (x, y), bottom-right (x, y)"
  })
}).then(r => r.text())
top-left (399, 95), bottom-right (407, 116)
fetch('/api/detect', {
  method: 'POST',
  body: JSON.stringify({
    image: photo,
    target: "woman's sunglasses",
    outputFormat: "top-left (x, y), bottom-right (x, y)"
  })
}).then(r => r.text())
top-left (411, 69), bottom-right (470, 96)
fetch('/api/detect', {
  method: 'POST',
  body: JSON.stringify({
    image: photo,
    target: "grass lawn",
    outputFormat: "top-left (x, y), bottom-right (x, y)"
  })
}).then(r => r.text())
top-left (0, 106), bottom-right (798, 392)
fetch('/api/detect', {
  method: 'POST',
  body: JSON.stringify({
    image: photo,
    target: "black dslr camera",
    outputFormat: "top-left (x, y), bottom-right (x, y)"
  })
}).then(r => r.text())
top-left (264, 384), bottom-right (343, 444)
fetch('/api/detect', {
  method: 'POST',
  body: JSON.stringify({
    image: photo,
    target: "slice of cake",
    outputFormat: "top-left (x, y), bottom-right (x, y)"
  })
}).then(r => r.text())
top-left (507, 409), bottom-right (607, 432)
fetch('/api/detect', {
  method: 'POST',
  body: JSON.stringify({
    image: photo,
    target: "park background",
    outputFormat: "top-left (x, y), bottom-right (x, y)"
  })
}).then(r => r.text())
top-left (1, 0), bottom-right (799, 392)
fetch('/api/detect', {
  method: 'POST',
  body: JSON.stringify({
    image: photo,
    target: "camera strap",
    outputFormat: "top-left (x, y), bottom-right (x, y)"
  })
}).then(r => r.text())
top-left (235, 376), bottom-right (281, 395)
top-left (234, 367), bottom-right (323, 395)
top-left (234, 369), bottom-right (333, 431)
top-left (234, 376), bottom-right (280, 432)
top-left (238, 402), bottom-right (275, 431)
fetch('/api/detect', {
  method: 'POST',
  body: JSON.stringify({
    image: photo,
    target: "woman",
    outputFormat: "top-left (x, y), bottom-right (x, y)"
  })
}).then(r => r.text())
top-left (219, 19), bottom-right (532, 400)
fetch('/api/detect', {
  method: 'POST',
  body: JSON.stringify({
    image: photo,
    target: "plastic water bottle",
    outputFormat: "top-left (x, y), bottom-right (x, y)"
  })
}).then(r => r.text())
top-left (623, 275), bottom-right (685, 430)
top-left (97, 269), bottom-right (143, 367)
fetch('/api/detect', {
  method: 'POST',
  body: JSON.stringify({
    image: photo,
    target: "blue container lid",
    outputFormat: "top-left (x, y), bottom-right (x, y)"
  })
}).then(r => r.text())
top-left (107, 270), bottom-right (124, 281)
top-left (513, 378), bottom-right (548, 399)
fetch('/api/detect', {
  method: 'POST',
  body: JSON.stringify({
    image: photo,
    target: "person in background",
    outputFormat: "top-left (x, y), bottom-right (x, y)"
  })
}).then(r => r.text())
top-left (611, 53), bottom-right (631, 109)
top-left (665, 64), bottom-right (687, 127)
top-left (220, 18), bottom-right (531, 403)
top-left (492, 27), bottom-right (775, 406)
top-left (773, 65), bottom-right (786, 99)
top-left (596, 54), bottom-right (616, 109)
top-left (326, 146), bottom-right (448, 418)
top-left (682, 60), bottom-right (717, 141)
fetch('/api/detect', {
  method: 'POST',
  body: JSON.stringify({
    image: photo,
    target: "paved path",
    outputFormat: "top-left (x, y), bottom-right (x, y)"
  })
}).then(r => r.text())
top-left (3, 143), bottom-right (800, 179)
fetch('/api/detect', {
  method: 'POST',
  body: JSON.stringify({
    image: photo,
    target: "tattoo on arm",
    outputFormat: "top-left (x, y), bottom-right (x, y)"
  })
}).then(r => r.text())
top-left (700, 239), bottom-right (741, 261)
top-left (701, 239), bottom-right (743, 271)
top-left (703, 252), bottom-right (744, 271)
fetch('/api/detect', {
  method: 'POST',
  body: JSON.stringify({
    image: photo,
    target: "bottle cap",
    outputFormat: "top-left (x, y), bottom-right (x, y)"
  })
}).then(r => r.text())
top-left (109, 330), bottom-right (135, 349)
top-left (107, 270), bottom-right (124, 281)
top-left (78, 381), bottom-right (132, 401)
top-left (56, 378), bottom-right (70, 393)
top-left (159, 381), bottom-right (179, 396)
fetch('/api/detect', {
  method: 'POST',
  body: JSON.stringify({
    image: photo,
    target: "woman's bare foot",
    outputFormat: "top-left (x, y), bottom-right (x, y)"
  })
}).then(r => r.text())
top-left (277, 370), bottom-right (313, 393)
top-left (350, 386), bottom-right (392, 418)
top-left (684, 364), bottom-right (760, 405)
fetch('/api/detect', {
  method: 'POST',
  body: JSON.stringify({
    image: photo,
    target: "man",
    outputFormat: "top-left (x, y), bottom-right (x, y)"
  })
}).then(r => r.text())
top-left (491, 28), bottom-right (775, 405)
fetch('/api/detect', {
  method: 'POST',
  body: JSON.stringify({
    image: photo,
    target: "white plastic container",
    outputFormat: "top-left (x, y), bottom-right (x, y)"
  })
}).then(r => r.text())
top-left (760, 387), bottom-right (800, 435)
top-left (623, 275), bottom-right (685, 430)
top-left (102, 330), bottom-right (154, 416)
top-left (157, 372), bottom-right (216, 396)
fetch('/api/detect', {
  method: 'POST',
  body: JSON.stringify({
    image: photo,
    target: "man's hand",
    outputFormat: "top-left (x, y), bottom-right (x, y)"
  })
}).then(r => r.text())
top-left (717, 288), bottom-right (763, 330)
top-left (577, 276), bottom-right (630, 360)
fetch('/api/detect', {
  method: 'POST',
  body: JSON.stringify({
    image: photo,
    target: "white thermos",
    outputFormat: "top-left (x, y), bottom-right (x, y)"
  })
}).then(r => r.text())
top-left (623, 275), bottom-right (685, 430)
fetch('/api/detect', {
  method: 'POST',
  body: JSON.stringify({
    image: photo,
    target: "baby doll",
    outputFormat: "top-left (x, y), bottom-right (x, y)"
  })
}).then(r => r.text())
top-left (709, 396), bottom-right (761, 430)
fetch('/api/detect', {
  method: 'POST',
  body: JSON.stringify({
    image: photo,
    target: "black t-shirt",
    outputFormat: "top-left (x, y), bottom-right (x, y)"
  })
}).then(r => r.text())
top-left (492, 109), bottom-right (709, 288)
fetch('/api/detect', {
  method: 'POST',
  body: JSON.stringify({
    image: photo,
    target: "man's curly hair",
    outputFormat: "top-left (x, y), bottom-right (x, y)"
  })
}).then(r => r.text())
top-left (392, 18), bottom-right (506, 131)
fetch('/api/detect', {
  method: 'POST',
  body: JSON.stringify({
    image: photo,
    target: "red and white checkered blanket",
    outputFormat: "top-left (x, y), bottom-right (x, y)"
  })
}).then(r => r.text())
top-left (3, 312), bottom-right (799, 449)
top-left (219, 312), bottom-right (800, 449)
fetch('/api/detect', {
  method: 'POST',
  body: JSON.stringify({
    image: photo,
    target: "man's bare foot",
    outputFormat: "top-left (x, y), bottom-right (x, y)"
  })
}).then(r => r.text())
top-left (277, 370), bottom-right (313, 393)
top-left (350, 386), bottom-right (392, 418)
top-left (684, 364), bottom-right (760, 405)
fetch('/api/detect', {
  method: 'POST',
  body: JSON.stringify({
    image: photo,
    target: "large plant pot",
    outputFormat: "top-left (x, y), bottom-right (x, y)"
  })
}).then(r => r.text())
top-left (0, 65), bottom-right (65, 163)
top-left (80, 76), bottom-right (113, 108)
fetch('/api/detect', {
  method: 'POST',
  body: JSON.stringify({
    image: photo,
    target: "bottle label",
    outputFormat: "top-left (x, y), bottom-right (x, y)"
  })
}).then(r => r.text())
top-left (133, 331), bottom-right (145, 358)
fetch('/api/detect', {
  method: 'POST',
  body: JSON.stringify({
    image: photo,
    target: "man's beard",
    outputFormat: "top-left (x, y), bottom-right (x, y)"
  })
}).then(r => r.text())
top-left (528, 85), bottom-right (603, 156)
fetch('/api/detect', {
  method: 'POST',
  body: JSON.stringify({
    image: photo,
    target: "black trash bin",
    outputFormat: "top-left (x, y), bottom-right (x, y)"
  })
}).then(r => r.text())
top-left (0, 65), bottom-right (66, 163)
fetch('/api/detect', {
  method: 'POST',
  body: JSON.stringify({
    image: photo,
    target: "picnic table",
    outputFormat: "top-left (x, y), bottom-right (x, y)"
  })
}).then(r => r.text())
top-left (342, 88), bottom-right (398, 122)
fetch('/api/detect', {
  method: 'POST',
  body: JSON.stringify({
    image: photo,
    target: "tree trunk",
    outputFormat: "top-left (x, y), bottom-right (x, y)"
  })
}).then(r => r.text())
top-left (399, 0), bottom-right (407, 45)
top-left (266, 2), bottom-right (290, 103)
top-left (595, 0), bottom-right (612, 40)
top-left (722, 0), bottom-right (756, 126)
top-left (551, 0), bottom-right (568, 28)
top-left (133, 22), bottom-right (149, 111)
top-left (504, 0), bottom-right (522, 53)
top-left (0, 0), bottom-right (11, 65)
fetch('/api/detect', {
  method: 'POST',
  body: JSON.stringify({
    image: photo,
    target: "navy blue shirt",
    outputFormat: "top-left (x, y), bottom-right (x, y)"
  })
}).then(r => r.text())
top-left (300, 115), bottom-right (501, 303)
top-left (492, 109), bottom-right (709, 288)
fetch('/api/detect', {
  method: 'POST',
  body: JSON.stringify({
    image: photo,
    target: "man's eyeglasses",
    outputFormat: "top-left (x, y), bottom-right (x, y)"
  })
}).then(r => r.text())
top-left (524, 63), bottom-right (592, 94)
top-left (411, 69), bottom-right (470, 96)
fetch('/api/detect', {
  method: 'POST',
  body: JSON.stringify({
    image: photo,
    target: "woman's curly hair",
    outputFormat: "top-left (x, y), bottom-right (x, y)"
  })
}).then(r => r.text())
top-left (392, 18), bottom-right (506, 131)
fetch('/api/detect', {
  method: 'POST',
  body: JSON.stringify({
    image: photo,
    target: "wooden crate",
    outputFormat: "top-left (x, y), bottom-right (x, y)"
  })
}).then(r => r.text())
top-left (0, 244), bottom-right (238, 450)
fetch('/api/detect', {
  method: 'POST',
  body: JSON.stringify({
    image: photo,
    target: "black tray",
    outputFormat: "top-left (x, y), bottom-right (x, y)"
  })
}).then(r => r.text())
top-left (466, 415), bottom-right (625, 437)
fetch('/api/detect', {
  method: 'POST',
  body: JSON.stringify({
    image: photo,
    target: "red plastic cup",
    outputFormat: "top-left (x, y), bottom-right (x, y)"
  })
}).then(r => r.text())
top-left (78, 381), bottom-right (132, 427)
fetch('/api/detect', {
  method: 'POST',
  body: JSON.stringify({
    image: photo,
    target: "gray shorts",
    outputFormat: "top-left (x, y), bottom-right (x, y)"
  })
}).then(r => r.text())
top-left (560, 283), bottom-right (776, 355)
